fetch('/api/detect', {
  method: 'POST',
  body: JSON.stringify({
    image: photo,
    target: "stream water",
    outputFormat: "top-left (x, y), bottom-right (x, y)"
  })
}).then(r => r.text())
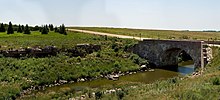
top-left (20, 61), bottom-right (194, 99)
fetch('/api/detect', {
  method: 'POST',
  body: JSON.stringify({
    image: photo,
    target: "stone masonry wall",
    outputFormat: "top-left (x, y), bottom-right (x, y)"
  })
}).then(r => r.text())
top-left (133, 40), bottom-right (204, 69)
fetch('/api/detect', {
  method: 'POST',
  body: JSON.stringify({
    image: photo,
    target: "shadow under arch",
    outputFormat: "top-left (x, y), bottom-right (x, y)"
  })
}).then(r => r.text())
top-left (160, 48), bottom-right (194, 72)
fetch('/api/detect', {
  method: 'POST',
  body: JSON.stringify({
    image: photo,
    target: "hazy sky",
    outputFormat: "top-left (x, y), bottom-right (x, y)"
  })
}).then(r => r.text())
top-left (0, 0), bottom-right (220, 30)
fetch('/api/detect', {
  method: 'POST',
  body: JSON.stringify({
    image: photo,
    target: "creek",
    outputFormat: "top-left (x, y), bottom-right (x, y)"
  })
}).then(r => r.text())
top-left (20, 61), bottom-right (194, 99)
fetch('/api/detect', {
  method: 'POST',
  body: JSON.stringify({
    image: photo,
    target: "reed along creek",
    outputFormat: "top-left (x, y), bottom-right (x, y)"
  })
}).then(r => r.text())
top-left (20, 61), bottom-right (194, 99)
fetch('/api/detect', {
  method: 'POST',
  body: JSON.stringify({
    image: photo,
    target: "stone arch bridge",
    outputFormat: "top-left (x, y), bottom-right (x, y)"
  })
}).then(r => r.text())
top-left (133, 40), bottom-right (212, 69)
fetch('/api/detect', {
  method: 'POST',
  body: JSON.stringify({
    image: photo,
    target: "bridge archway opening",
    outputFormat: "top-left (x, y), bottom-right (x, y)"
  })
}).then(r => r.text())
top-left (161, 48), bottom-right (195, 73)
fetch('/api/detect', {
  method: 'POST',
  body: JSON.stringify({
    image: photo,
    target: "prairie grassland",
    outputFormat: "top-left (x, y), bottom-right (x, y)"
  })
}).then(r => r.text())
top-left (0, 31), bottom-right (144, 99)
top-left (70, 27), bottom-right (220, 40)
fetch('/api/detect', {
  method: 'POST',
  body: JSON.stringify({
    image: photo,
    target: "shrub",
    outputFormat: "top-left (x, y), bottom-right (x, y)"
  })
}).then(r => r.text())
top-left (96, 52), bottom-right (101, 57)
top-left (7, 22), bottom-right (14, 34)
top-left (180, 35), bottom-right (190, 39)
top-left (114, 61), bottom-right (121, 72)
top-left (124, 44), bottom-right (134, 52)
top-left (116, 90), bottom-right (125, 100)
top-left (0, 23), bottom-right (6, 32)
top-left (59, 24), bottom-right (67, 35)
top-left (24, 24), bottom-right (31, 34)
top-left (95, 91), bottom-right (103, 100)
top-left (212, 77), bottom-right (220, 85)
top-left (41, 26), bottom-right (49, 34)
top-left (168, 77), bottom-right (178, 84)
top-left (114, 47), bottom-right (119, 52)
top-left (129, 54), bottom-right (148, 65)
top-left (77, 56), bottom-right (81, 62)
top-left (112, 43), bottom-right (117, 49)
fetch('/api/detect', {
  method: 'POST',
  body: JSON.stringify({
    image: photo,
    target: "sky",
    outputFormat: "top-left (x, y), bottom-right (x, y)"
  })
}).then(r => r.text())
top-left (0, 0), bottom-right (220, 30)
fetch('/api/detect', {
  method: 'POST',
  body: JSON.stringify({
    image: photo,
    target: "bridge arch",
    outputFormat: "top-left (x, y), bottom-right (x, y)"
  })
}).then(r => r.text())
top-left (133, 40), bottom-right (204, 69)
top-left (160, 48), bottom-right (194, 68)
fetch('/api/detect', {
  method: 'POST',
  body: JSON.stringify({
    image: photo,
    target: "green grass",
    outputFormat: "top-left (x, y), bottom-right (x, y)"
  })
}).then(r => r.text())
top-left (1, 30), bottom-right (220, 99)
top-left (70, 27), bottom-right (220, 40)
top-left (29, 47), bottom-right (220, 100)
top-left (0, 31), bottom-right (104, 50)
top-left (91, 47), bottom-right (220, 100)
top-left (0, 31), bottom-right (143, 99)
top-left (120, 47), bottom-right (220, 100)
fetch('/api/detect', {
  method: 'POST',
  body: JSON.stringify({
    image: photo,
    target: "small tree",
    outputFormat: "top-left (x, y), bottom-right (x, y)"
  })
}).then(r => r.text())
top-left (49, 24), bottom-right (54, 31)
top-left (33, 25), bottom-right (40, 31)
top-left (17, 24), bottom-right (23, 33)
top-left (45, 25), bottom-right (49, 32)
top-left (113, 61), bottom-right (121, 72)
top-left (41, 26), bottom-right (48, 34)
top-left (95, 91), bottom-right (103, 100)
top-left (116, 90), bottom-right (125, 100)
top-left (7, 21), bottom-right (14, 34)
top-left (21, 25), bottom-right (25, 31)
top-left (0, 23), bottom-right (6, 32)
top-left (24, 24), bottom-right (31, 34)
top-left (59, 24), bottom-right (67, 35)
top-left (54, 26), bottom-right (59, 33)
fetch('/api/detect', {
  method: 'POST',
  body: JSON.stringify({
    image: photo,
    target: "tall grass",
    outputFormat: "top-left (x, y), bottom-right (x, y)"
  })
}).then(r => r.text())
top-left (0, 31), bottom-right (141, 99)
top-left (48, 47), bottom-right (219, 100)
top-left (118, 47), bottom-right (220, 100)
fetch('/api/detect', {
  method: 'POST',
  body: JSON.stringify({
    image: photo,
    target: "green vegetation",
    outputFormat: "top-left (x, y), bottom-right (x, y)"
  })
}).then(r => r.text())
top-left (0, 21), bottom-right (66, 35)
top-left (119, 47), bottom-right (220, 100)
top-left (41, 25), bottom-right (49, 34)
top-left (1, 25), bottom-right (220, 99)
top-left (71, 27), bottom-right (220, 40)
top-left (0, 23), bottom-right (6, 32)
top-left (49, 24), bottom-right (54, 31)
top-left (17, 24), bottom-right (23, 33)
top-left (27, 47), bottom-right (220, 100)
top-left (59, 24), bottom-right (67, 35)
top-left (23, 24), bottom-right (31, 34)
top-left (7, 22), bottom-right (14, 34)
top-left (0, 31), bottom-right (142, 99)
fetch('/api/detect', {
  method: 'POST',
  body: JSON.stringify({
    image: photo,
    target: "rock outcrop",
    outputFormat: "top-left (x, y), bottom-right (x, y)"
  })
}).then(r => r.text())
top-left (0, 44), bottom-right (101, 58)
top-left (67, 44), bottom-right (101, 57)
top-left (0, 46), bottom-right (58, 58)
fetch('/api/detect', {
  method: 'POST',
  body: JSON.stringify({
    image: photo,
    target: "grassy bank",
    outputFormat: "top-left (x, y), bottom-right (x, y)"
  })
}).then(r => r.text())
top-left (70, 27), bottom-right (220, 40)
top-left (120, 47), bottom-right (220, 100)
top-left (0, 31), bottom-right (145, 99)
top-left (1, 29), bottom-right (220, 99)
top-left (37, 47), bottom-right (220, 100)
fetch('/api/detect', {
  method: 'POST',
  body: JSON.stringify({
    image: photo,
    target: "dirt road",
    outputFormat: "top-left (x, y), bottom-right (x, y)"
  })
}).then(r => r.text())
top-left (67, 29), bottom-right (152, 41)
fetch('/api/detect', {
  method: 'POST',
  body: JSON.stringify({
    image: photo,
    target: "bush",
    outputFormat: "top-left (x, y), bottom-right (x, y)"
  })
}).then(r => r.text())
top-left (24, 24), bottom-right (31, 34)
top-left (116, 90), bottom-right (125, 100)
top-left (168, 77), bottom-right (178, 84)
top-left (77, 56), bottom-right (81, 62)
top-left (124, 44), bottom-right (134, 52)
top-left (112, 43), bottom-right (117, 49)
top-left (95, 91), bottom-right (103, 100)
top-left (129, 54), bottom-right (148, 65)
top-left (175, 91), bottom-right (203, 100)
top-left (180, 35), bottom-right (190, 39)
top-left (114, 47), bottom-right (119, 52)
top-left (7, 22), bottom-right (14, 34)
top-left (96, 52), bottom-right (101, 57)
top-left (41, 26), bottom-right (49, 34)
top-left (212, 77), bottom-right (220, 85)
top-left (114, 61), bottom-right (121, 72)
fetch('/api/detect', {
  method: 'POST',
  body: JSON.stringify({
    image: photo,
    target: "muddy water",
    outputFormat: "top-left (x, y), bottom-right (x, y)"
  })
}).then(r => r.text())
top-left (21, 61), bottom-right (194, 98)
